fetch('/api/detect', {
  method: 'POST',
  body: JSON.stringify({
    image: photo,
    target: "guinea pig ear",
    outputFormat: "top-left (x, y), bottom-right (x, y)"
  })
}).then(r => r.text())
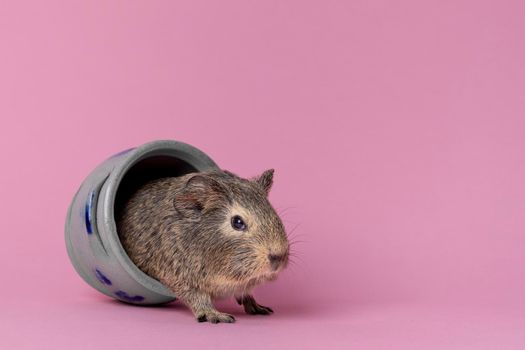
top-left (173, 174), bottom-right (228, 218)
top-left (253, 169), bottom-right (274, 195)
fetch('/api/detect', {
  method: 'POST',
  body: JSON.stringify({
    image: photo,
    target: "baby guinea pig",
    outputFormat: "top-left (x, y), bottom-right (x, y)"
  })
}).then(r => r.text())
top-left (116, 168), bottom-right (289, 323)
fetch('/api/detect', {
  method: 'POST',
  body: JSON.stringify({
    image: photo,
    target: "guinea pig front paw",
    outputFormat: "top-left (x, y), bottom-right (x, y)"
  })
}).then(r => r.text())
top-left (246, 303), bottom-right (274, 315)
top-left (197, 310), bottom-right (236, 324)
top-left (236, 295), bottom-right (274, 315)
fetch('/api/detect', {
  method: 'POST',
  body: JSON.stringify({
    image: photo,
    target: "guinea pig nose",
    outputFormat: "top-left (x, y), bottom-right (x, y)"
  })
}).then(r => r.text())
top-left (268, 254), bottom-right (284, 270)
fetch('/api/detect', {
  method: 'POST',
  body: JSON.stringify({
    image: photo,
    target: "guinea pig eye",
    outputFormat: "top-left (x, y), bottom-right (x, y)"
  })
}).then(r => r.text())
top-left (231, 215), bottom-right (247, 231)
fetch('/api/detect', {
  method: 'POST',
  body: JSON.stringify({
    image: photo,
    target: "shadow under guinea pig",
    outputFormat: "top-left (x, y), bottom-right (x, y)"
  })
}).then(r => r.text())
top-left (100, 295), bottom-right (331, 320)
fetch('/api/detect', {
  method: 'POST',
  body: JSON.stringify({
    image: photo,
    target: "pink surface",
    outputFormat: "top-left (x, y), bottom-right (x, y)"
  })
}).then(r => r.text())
top-left (1, 0), bottom-right (524, 348)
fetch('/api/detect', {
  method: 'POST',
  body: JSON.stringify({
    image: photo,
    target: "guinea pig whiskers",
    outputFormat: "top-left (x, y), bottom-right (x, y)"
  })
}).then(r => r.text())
top-left (276, 206), bottom-right (297, 217)
top-left (285, 222), bottom-right (301, 237)
top-left (287, 251), bottom-right (304, 265)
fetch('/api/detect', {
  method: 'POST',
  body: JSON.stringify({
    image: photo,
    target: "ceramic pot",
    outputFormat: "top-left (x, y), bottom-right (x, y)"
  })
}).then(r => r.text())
top-left (65, 140), bottom-right (219, 304)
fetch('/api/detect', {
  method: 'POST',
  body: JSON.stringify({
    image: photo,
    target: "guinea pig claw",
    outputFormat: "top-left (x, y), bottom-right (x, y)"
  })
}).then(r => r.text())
top-left (246, 304), bottom-right (273, 315)
top-left (239, 295), bottom-right (274, 315)
top-left (196, 311), bottom-right (236, 324)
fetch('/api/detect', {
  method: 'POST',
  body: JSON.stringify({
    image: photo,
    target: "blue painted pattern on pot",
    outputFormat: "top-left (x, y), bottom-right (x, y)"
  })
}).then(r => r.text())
top-left (94, 268), bottom-right (112, 285)
top-left (115, 290), bottom-right (145, 303)
top-left (84, 190), bottom-right (95, 234)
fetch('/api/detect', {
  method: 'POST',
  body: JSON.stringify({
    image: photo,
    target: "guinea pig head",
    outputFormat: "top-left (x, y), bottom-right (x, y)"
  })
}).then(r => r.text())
top-left (173, 169), bottom-right (289, 287)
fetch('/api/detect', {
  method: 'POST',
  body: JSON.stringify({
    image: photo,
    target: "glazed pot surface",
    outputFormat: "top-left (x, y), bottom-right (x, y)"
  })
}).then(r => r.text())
top-left (65, 140), bottom-right (219, 305)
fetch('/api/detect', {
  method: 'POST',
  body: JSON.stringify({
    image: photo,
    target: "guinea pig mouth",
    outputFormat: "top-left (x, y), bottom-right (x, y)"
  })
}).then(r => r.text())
top-left (264, 272), bottom-right (279, 282)
top-left (243, 270), bottom-right (279, 285)
top-left (240, 256), bottom-right (286, 284)
top-left (258, 269), bottom-right (280, 282)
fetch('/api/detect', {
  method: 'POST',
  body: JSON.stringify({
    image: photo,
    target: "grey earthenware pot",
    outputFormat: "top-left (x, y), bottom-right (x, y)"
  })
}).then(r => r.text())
top-left (65, 140), bottom-right (219, 305)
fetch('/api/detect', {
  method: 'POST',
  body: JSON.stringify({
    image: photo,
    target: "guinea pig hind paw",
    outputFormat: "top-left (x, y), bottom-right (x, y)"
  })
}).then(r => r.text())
top-left (196, 311), bottom-right (236, 324)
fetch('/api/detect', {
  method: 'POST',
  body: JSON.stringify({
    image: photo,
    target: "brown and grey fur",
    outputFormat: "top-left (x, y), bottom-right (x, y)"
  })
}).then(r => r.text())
top-left (116, 169), bottom-right (289, 323)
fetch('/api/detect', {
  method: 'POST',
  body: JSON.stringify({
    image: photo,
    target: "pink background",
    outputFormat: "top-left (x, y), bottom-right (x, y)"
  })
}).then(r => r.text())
top-left (1, 0), bottom-right (524, 348)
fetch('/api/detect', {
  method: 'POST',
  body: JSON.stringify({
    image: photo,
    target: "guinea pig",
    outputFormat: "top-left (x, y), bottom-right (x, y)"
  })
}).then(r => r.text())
top-left (116, 169), bottom-right (289, 323)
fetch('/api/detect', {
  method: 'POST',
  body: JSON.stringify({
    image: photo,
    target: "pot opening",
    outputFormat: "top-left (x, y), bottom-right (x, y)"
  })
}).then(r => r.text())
top-left (114, 155), bottom-right (198, 220)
